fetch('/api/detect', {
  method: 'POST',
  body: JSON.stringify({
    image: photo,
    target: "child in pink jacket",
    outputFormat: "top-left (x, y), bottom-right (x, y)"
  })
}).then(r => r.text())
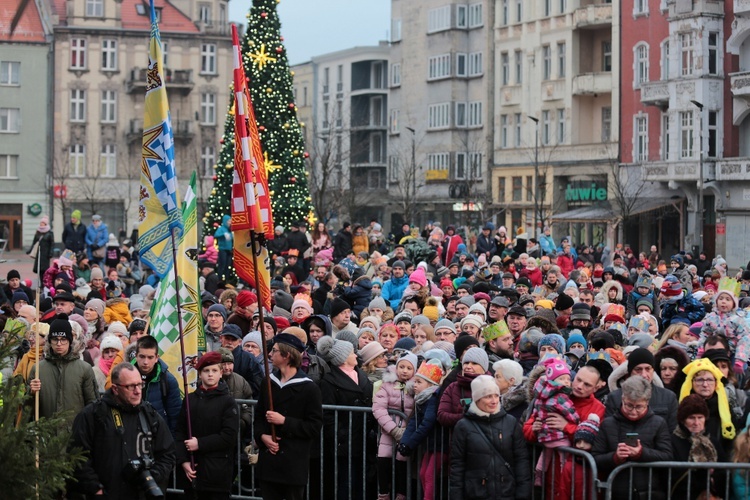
top-left (372, 352), bottom-right (417, 500)
top-left (198, 235), bottom-right (218, 266)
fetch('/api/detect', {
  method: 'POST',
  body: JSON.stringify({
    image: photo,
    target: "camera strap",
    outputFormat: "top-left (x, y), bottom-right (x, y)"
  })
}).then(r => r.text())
top-left (109, 405), bottom-right (155, 459)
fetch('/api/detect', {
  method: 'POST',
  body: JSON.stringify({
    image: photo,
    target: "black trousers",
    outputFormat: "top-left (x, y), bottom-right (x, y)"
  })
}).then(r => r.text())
top-left (260, 480), bottom-right (306, 500)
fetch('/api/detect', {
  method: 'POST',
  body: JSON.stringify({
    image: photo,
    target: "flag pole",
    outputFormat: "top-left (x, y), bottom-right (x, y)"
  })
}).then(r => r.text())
top-left (170, 228), bottom-right (196, 468)
top-left (249, 230), bottom-right (276, 441)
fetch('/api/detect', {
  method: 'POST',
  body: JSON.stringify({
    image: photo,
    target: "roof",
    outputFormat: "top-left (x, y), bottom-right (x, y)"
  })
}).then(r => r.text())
top-left (121, 0), bottom-right (198, 33)
top-left (0, 0), bottom-right (47, 42)
top-left (550, 197), bottom-right (684, 223)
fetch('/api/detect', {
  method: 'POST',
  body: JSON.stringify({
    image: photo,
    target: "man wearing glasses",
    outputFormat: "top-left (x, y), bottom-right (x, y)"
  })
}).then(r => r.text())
top-left (30, 313), bottom-right (98, 421)
top-left (70, 362), bottom-right (176, 498)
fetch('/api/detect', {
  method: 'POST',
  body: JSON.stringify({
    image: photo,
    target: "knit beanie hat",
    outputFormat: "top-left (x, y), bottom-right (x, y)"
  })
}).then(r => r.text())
top-left (411, 314), bottom-right (431, 327)
top-left (566, 332), bottom-right (587, 350)
top-left (292, 299), bottom-right (314, 315)
top-left (329, 297), bottom-right (351, 319)
top-left (242, 331), bottom-right (263, 348)
top-left (129, 319), bottom-right (147, 335)
top-left (237, 290), bottom-right (258, 308)
top-left (457, 296), bottom-right (476, 308)
top-left (544, 357), bottom-right (571, 381)
top-left (628, 333), bottom-right (654, 349)
top-left (660, 275), bottom-right (683, 298)
top-left (430, 341), bottom-right (456, 360)
top-left (416, 360), bottom-right (444, 386)
top-left (570, 303), bottom-right (591, 321)
top-left (359, 316), bottom-right (381, 332)
top-left (555, 293), bottom-right (574, 311)
top-left (423, 348), bottom-right (453, 372)
top-left (536, 299), bottom-right (554, 310)
top-left (217, 347), bottom-right (234, 363)
top-left (49, 314), bottom-right (73, 344)
top-left (89, 267), bottom-right (104, 281)
top-left (454, 335), bottom-right (480, 361)
top-left (357, 326), bottom-right (377, 341)
top-left (680, 358), bottom-right (735, 439)
top-left (336, 329), bottom-right (359, 352)
top-left (635, 298), bottom-right (654, 312)
top-left (460, 315), bottom-right (484, 331)
top-left (468, 303), bottom-right (487, 321)
top-left (574, 414), bottom-right (601, 445)
top-left (677, 393), bottom-right (710, 423)
top-left (471, 374), bottom-right (500, 401)
top-left (317, 335), bottom-right (354, 367)
top-left (422, 298), bottom-right (440, 322)
top-left (368, 296), bottom-right (387, 312)
top-left (482, 320), bottom-right (511, 342)
top-left (107, 321), bottom-right (129, 339)
top-left (538, 333), bottom-right (566, 355)
top-left (207, 303), bottom-right (228, 321)
top-left (397, 351), bottom-right (419, 371)
top-left (11, 290), bottom-right (29, 306)
top-left (394, 337), bottom-right (417, 352)
top-left (518, 327), bottom-right (544, 354)
top-left (409, 267), bottom-right (427, 287)
top-left (462, 347), bottom-right (489, 372)
top-left (434, 318), bottom-right (457, 335)
top-left (100, 334), bottom-right (123, 352)
top-left (393, 311), bottom-right (413, 325)
top-left (627, 348), bottom-right (655, 373)
top-left (359, 341), bottom-right (387, 365)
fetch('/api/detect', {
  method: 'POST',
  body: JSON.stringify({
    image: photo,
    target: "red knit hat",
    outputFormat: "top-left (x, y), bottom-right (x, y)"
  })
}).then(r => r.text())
top-left (603, 314), bottom-right (626, 324)
top-left (237, 290), bottom-right (258, 308)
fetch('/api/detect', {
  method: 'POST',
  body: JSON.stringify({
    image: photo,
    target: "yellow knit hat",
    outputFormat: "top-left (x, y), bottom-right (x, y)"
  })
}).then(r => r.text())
top-left (422, 297), bottom-right (439, 322)
top-left (679, 358), bottom-right (735, 439)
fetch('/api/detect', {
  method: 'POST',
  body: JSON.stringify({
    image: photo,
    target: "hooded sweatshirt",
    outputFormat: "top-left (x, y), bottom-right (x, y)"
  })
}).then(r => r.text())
top-left (214, 215), bottom-right (234, 251)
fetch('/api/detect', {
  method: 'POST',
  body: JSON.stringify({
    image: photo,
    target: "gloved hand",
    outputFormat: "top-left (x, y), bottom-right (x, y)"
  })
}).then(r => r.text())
top-left (390, 427), bottom-right (405, 442)
top-left (734, 360), bottom-right (745, 375)
top-left (396, 443), bottom-right (412, 457)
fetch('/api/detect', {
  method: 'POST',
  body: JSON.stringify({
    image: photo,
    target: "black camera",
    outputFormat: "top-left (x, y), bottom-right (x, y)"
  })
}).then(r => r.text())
top-left (126, 458), bottom-right (164, 498)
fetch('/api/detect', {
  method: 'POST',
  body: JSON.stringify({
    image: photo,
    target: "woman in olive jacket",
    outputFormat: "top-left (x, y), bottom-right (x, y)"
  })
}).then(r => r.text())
top-left (450, 375), bottom-right (532, 500)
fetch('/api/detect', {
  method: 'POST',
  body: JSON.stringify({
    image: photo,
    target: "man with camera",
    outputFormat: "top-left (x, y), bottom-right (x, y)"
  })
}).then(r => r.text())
top-left (70, 362), bottom-right (176, 499)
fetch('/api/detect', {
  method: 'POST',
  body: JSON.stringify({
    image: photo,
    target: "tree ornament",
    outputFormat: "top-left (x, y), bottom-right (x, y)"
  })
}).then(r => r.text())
top-left (288, 103), bottom-right (295, 109)
top-left (261, 11), bottom-right (267, 18)
top-left (212, 175), bottom-right (218, 181)
top-left (293, 150), bottom-right (299, 156)
top-left (266, 87), bottom-right (273, 93)
top-left (219, 138), bottom-right (224, 144)
top-left (249, 44), bottom-right (277, 70)
top-left (259, 125), bottom-right (265, 132)
top-left (213, 222), bottom-right (219, 228)
top-left (303, 151), bottom-right (309, 158)
top-left (283, 123), bottom-right (290, 129)
top-left (290, 176), bottom-right (296, 183)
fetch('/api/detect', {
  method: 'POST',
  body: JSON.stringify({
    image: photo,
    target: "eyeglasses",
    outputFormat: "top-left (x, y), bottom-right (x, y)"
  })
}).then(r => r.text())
top-left (694, 377), bottom-right (716, 385)
top-left (50, 338), bottom-right (69, 345)
top-left (115, 382), bottom-right (145, 392)
top-left (622, 402), bottom-right (648, 412)
top-left (271, 347), bottom-right (281, 354)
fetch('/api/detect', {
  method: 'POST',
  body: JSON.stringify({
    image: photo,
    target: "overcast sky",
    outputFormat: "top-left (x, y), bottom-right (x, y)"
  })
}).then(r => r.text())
top-left (229, 0), bottom-right (391, 65)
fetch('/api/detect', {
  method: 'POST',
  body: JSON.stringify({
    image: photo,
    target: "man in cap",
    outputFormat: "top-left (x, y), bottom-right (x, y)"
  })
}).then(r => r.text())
top-left (3, 269), bottom-right (34, 305)
top-left (200, 261), bottom-right (220, 295)
top-left (220, 324), bottom-right (263, 396)
top-left (204, 303), bottom-right (228, 352)
top-left (30, 314), bottom-right (98, 421)
top-left (475, 224), bottom-right (496, 260)
top-left (506, 305), bottom-right (528, 348)
top-left (85, 214), bottom-right (108, 265)
top-left (562, 302), bottom-right (593, 338)
top-left (488, 296), bottom-right (510, 322)
top-left (63, 209), bottom-right (87, 254)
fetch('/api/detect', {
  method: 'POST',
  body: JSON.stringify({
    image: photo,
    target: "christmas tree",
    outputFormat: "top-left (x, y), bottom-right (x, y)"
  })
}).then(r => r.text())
top-left (203, 0), bottom-right (312, 245)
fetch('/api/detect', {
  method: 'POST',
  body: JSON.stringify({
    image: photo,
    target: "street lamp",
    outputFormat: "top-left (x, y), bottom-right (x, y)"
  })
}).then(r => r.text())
top-left (690, 100), bottom-right (703, 254)
top-left (528, 115), bottom-right (540, 236)
top-left (405, 126), bottom-right (417, 227)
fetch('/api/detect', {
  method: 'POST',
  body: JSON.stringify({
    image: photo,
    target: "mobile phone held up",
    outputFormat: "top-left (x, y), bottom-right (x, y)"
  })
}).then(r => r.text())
top-left (624, 433), bottom-right (639, 447)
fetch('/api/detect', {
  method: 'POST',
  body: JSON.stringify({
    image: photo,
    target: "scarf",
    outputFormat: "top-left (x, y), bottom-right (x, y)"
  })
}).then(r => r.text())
top-left (37, 218), bottom-right (51, 233)
top-left (98, 356), bottom-right (115, 376)
top-left (414, 384), bottom-right (439, 405)
top-left (674, 427), bottom-right (718, 463)
top-left (340, 364), bottom-right (359, 385)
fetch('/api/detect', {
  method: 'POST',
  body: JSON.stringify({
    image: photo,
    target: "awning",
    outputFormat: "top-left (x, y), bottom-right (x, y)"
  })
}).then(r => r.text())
top-left (550, 197), bottom-right (683, 223)
top-left (627, 196), bottom-right (684, 216)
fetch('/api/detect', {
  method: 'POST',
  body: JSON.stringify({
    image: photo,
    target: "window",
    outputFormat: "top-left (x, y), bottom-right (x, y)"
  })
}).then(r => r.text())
top-left (680, 33), bottom-right (693, 76)
top-left (500, 115), bottom-right (509, 148)
top-left (335, 100), bottom-right (342, 128)
top-left (85, 0), bottom-right (103, 17)
top-left (162, 41), bottom-right (168, 68)
top-left (428, 54), bottom-right (451, 80)
top-left (336, 64), bottom-right (343, 92)
top-left (635, 44), bottom-right (649, 87)
top-left (456, 5), bottom-right (467, 28)
top-left (542, 45), bottom-right (551, 80)
top-left (201, 146), bottom-right (215, 178)
top-left (0, 108), bottom-right (19, 132)
top-left (366, 169), bottom-right (383, 189)
top-left (390, 109), bottom-right (399, 134)
top-left (200, 44), bottom-right (217, 74)
top-left (707, 111), bottom-right (718, 158)
top-left (634, 0), bottom-right (648, 15)
top-left (516, 0), bottom-right (522, 22)
top-left (70, 89), bottom-right (86, 122)
top-left (544, 0), bottom-right (552, 17)
top-left (70, 38), bottom-right (87, 69)
top-left (514, 113), bottom-right (522, 147)
top-left (427, 152), bottom-right (449, 170)
top-left (501, 52), bottom-right (509, 85)
top-left (708, 32), bottom-right (718, 75)
top-left (428, 103), bottom-right (451, 129)
top-left (199, 4), bottom-right (211, 23)
top-left (455, 102), bottom-right (466, 128)
top-left (69, 144), bottom-right (86, 177)
top-left (542, 110), bottom-right (551, 145)
top-left (512, 176), bottom-right (523, 201)
top-left (498, 177), bottom-right (506, 203)
top-left (602, 41), bottom-right (612, 72)
top-left (303, 87), bottom-right (308, 106)
top-left (391, 19), bottom-right (402, 42)
top-left (511, 209), bottom-right (522, 231)
top-left (428, 6), bottom-right (451, 33)
top-left (0, 154), bottom-right (18, 178)
top-left (0, 61), bottom-right (20, 85)
top-left (501, 0), bottom-right (508, 25)
top-left (468, 3), bottom-right (483, 27)
top-left (100, 144), bottom-right (116, 177)
top-left (101, 39), bottom-right (117, 71)
top-left (200, 93), bottom-right (216, 125)
top-left (526, 175), bottom-right (533, 201)
top-left (601, 107), bottom-right (612, 142)
top-left (322, 103), bottom-right (329, 128)
top-left (468, 101), bottom-right (482, 127)
top-left (635, 115), bottom-right (648, 162)
top-left (469, 152), bottom-right (482, 179)
top-left (323, 67), bottom-right (329, 94)
top-left (389, 156), bottom-right (400, 182)
top-left (455, 152), bottom-right (466, 180)
top-left (559, 0), bottom-right (566, 13)
top-left (557, 108), bottom-right (565, 143)
top-left (557, 42), bottom-right (566, 78)
top-left (468, 52), bottom-right (483, 76)
top-left (660, 39), bottom-right (669, 80)
top-left (100, 90), bottom-right (116, 123)
top-left (456, 53), bottom-right (467, 77)
top-left (514, 50), bottom-right (523, 83)
top-left (661, 113), bottom-right (670, 160)
top-left (679, 111), bottom-right (694, 159)
top-left (391, 63), bottom-right (401, 87)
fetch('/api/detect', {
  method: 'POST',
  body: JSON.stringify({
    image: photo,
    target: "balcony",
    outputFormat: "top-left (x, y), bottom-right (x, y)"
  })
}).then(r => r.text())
top-left (195, 21), bottom-right (232, 35)
top-left (716, 158), bottom-right (750, 180)
top-left (731, 71), bottom-right (750, 102)
top-left (126, 68), bottom-right (194, 95)
top-left (126, 119), bottom-right (195, 143)
top-left (572, 72), bottom-right (612, 95)
top-left (541, 79), bottom-right (565, 101)
top-left (573, 3), bottom-right (613, 29)
top-left (640, 81), bottom-right (670, 108)
top-left (641, 161), bottom-right (715, 182)
top-left (500, 85), bottom-right (521, 106)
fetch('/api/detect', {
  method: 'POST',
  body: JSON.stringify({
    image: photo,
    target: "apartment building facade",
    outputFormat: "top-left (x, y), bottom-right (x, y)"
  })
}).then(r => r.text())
top-left (46, 0), bottom-right (233, 241)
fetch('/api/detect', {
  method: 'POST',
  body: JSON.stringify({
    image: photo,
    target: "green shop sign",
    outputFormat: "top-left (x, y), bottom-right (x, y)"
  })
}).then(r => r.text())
top-left (565, 182), bottom-right (607, 202)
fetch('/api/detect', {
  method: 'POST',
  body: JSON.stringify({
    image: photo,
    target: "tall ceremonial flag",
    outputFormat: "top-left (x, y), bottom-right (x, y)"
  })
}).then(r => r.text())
top-left (231, 24), bottom-right (274, 311)
top-left (138, 0), bottom-right (183, 278)
top-left (149, 172), bottom-right (205, 394)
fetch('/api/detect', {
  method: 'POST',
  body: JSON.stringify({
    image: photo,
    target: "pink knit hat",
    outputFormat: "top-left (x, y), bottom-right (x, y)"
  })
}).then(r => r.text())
top-left (409, 267), bottom-right (427, 287)
top-left (544, 357), bottom-right (571, 381)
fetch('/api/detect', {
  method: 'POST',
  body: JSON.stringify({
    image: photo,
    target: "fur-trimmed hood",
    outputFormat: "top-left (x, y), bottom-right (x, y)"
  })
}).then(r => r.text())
top-left (596, 280), bottom-right (623, 304)
top-left (501, 378), bottom-right (528, 411)
top-left (526, 364), bottom-right (547, 401)
top-left (608, 360), bottom-right (664, 391)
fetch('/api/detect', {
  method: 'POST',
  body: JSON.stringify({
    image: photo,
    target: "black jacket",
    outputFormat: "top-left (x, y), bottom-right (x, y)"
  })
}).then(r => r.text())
top-left (255, 370), bottom-right (323, 486)
top-left (320, 364), bottom-right (373, 457)
top-left (592, 409), bottom-right (673, 499)
top-left (30, 230), bottom-right (55, 274)
top-left (450, 406), bottom-right (532, 500)
top-left (332, 230), bottom-right (353, 262)
top-left (267, 234), bottom-right (289, 258)
top-left (62, 221), bottom-right (87, 253)
top-left (175, 380), bottom-right (238, 493)
top-left (286, 230), bottom-right (310, 255)
top-left (231, 344), bottom-right (263, 396)
top-left (70, 391), bottom-right (176, 499)
top-left (475, 234), bottom-right (496, 257)
top-left (605, 384), bottom-right (678, 433)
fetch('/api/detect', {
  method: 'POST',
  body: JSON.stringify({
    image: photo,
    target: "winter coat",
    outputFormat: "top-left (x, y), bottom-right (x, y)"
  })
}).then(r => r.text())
top-left (225, 372), bottom-right (253, 433)
top-left (103, 297), bottom-right (133, 326)
top-left (287, 229), bottom-right (311, 256)
top-left (214, 215), bottom-right (233, 251)
top-left (255, 369), bottom-right (323, 486)
top-left (519, 266), bottom-right (543, 287)
top-left (35, 337), bottom-right (98, 422)
top-left (523, 392), bottom-right (605, 443)
top-left (135, 359), bottom-right (182, 436)
top-left (301, 351), bottom-right (329, 384)
top-left (450, 404), bottom-right (532, 500)
top-left (267, 233), bottom-right (289, 259)
top-left (320, 364), bottom-right (374, 457)
top-left (540, 235), bottom-right (556, 255)
top-left (501, 381), bottom-right (529, 421)
top-left (438, 372), bottom-right (482, 429)
top-left (626, 289), bottom-right (660, 319)
top-left (230, 344), bottom-right (263, 396)
top-left (475, 234), bottom-right (496, 257)
top-left (660, 293), bottom-right (706, 329)
top-left (670, 427), bottom-right (717, 499)
top-left (63, 221), bottom-right (87, 253)
top-left (560, 453), bottom-right (596, 500)
top-left (343, 275), bottom-right (373, 318)
top-left (29, 230), bottom-right (55, 275)
top-left (85, 222), bottom-right (108, 255)
top-left (332, 230), bottom-right (353, 262)
top-left (175, 380), bottom-right (238, 493)
top-left (69, 391), bottom-right (176, 499)
top-left (198, 236), bottom-right (218, 264)
top-left (700, 310), bottom-right (750, 363)
top-left (352, 233), bottom-right (369, 256)
top-left (557, 254), bottom-right (575, 278)
top-left (3, 282), bottom-right (35, 305)
top-left (381, 274), bottom-right (409, 310)
top-left (372, 367), bottom-right (415, 459)
top-left (595, 280), bottom-right (624, 306)
top-left (592, 409), bottom-right (673, 499)
top-left (531, 378), bottom-right (579, 443)
top-left (401, 389), bottom-right (444, 453)
top-left (605, 383), bottom-right (678, 434)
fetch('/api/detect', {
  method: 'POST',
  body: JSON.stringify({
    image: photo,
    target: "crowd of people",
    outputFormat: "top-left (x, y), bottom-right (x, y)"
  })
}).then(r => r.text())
top-left (4, 213), bottom-right (750, 499)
